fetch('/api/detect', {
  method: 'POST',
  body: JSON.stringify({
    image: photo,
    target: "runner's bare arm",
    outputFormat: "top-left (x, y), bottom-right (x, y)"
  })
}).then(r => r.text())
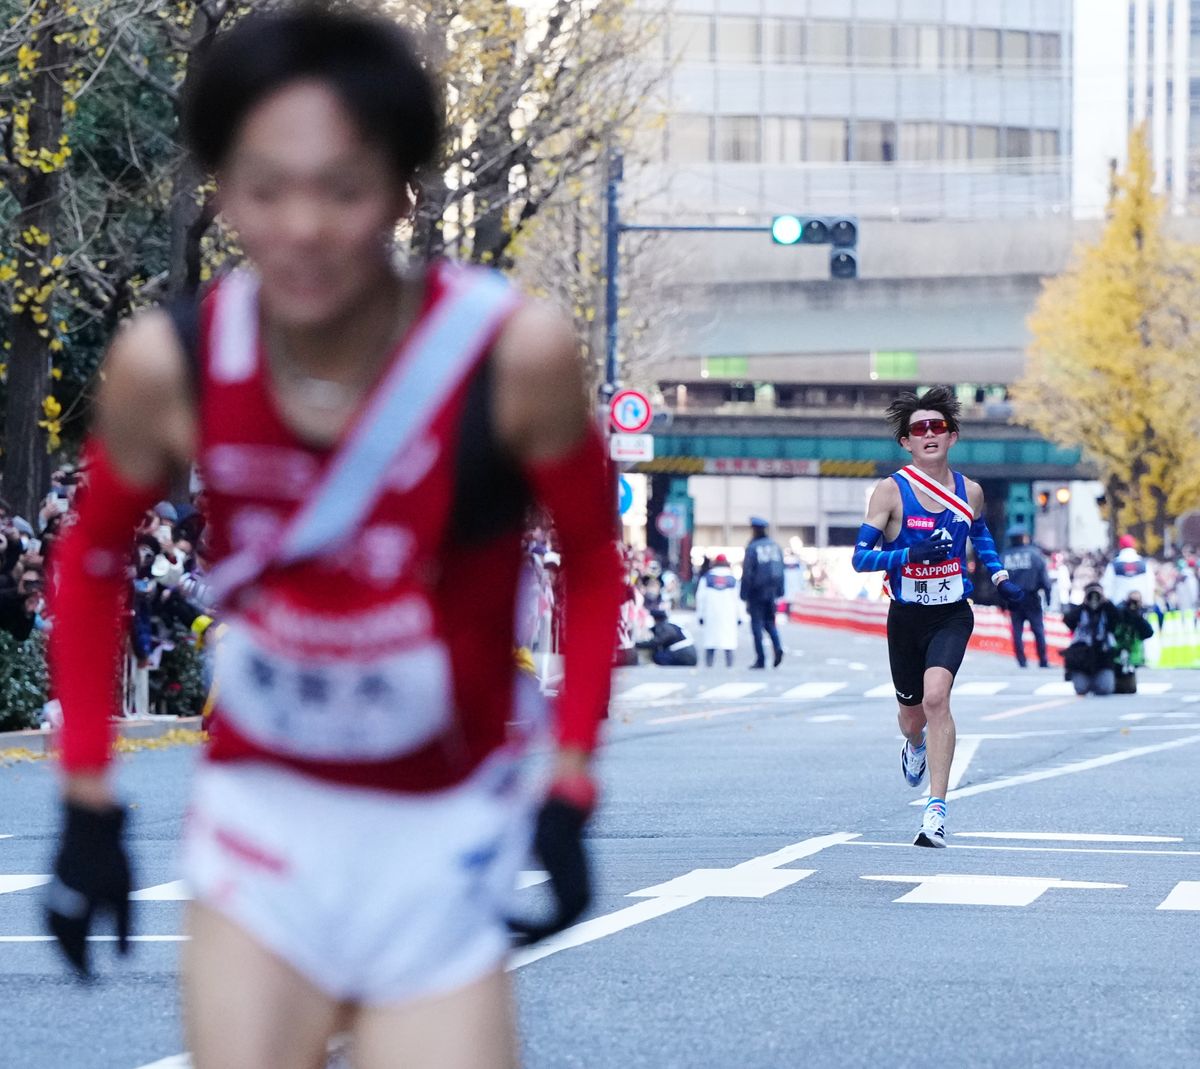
top-left (863, 478), bottom-right (901, 537)
top-left (492, 303), bottom-right (621, 784)
top-left (852, 479), bottom-right (910, 573)
top-left (50, 313), bottom-right (196, 809)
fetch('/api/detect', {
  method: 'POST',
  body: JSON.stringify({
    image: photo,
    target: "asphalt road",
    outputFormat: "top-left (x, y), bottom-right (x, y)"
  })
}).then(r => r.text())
top-left (1, 614), bottom-right (1197, 1068)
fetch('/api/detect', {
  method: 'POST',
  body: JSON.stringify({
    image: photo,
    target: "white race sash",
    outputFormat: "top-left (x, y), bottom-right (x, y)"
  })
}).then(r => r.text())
top-left (896, 465), bottom-right (974, 525)
top-left (209, 265), bottom-right (518, 605)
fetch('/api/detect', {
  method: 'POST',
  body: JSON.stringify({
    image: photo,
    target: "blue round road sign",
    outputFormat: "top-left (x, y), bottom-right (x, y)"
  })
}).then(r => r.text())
top-left (618, 476), bottom-right (634, 515)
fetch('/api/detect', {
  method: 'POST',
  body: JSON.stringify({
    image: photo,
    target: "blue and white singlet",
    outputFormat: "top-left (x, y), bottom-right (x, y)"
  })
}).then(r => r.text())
top-left (882, 470), bottom-right (974, 605)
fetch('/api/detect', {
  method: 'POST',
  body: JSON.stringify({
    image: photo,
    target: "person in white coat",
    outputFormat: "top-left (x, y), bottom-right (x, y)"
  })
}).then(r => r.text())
top-left (696, 555), bottom-right (743, 667)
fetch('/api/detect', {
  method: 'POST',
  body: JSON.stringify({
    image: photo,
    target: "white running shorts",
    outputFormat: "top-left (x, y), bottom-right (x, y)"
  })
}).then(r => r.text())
top-left (181, 752), bottom-right (534, 1006)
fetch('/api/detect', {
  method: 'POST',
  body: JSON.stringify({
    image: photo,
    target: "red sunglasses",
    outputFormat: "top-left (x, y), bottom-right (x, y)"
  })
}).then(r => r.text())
top-left (908, 418), bottom-right (950, 437)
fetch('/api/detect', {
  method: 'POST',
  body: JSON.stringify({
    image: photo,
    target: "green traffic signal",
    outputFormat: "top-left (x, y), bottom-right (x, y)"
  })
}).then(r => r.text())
top-left (770, 215), bottom-right (803, 245)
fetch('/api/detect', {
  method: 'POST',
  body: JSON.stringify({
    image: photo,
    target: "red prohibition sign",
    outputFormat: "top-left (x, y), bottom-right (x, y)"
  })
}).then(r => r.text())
top-left (609, 389), bottom-right (653, 434)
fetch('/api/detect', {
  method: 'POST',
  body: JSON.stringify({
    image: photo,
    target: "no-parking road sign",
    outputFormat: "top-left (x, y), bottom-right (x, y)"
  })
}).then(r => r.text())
top-left (609, 389), bottom-right (653, 434)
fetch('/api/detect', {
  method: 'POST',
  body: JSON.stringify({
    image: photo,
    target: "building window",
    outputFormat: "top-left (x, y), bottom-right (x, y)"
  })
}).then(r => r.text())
top-left (763, 116), bottom-right (804, 163)
top-left (716, 17), bottom-right (761, 63)
top-left (854, 21), bottom-right (894, 67)
top-left (674, 15), bottom-right (712, 63)
top-left (668, 114), bottom-right (712, 163)
top-left (716, 116), bottom-right (761, 162)
top-left (945, 26), bottom-right (970, 70)
top-left (974, 28), bottom-right (1000, 70)
top-left (807, 20), bottom-right (850, 65)
top-left (853, 120), bottom-right (897, 162)
top-left (1033, 32), bottom-right (1061, 67)
top-left (808, 118), bottom-right (849, 161)
top-left (900, 122), bottom-right (940, 161)
top-left (898, 25), bottom-right (940, 71)
top-left (944, 123), bottom-right (971, 160)
top-left (1033, 129), bottom-right (1061, 157)
top-left (1003, 30), bottom-right (1030, 69)
top-left (974, 125), bottom-right (1000, 159)
top-left (766, 19), bottom-right (804, 64)
top-left (1004, 128), bottom-right (1032, 158)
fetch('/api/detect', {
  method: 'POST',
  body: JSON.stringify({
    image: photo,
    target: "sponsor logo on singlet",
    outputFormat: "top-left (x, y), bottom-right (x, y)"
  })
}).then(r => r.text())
top-left (906, 516), bottom-right (936, 531)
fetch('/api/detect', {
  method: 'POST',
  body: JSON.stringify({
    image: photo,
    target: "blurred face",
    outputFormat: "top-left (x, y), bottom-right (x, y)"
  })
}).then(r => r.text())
top-left (900, 408), bottom-right (957, 463)
top-left (219, 79), bottom-right (409, 327)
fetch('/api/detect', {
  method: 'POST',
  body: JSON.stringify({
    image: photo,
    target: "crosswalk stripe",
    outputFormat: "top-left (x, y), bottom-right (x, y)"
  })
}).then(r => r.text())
top-left (1034, 682), bottom-right (1077, 696)
top-left (696, 682), bottom-right (767, 700)
top-left (0, 875), bottom-right (49, 895)
top-left (1136, 682), bottom-right (1173, 694)
top-left (956, 681), bottom-right (1010, 696)
top-left (780, 682), bottom-right (848, 700)
top-left (616, 682), bottom-right (687, 701)
top-left (1157, 881), bottom-right (1200, 910)
top-left (131, 880), bottom-right (191, 901)
top-left (863, 684), bottom-right (895, 698)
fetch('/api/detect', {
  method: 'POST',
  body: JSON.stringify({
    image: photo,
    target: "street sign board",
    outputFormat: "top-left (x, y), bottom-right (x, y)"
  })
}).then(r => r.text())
top-left (609, 433), bottom-right (654, 463)
top-left (609, 389), bottom-right (653, 433)
top-left (618, 476), bottom-right (634, 515)
top-left (655, 510), bottom-right (685, 538)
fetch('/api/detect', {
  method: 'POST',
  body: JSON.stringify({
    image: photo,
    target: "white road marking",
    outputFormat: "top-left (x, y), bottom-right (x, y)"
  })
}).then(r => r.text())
top-left (1180, 695), bottom-right (1200, 703)
top-left (0, 835), bottom-right (12, 841)
top-left (516, 870), bottom-right (550, 890)
top-left (780, 682), bottom-right (847, 700)
top-left (1162, 712), bottom-right (1199, 719)
top-left (956, 681), bottom-right (1010, 696)
top-left (696, 682), bottom-right (767, 700)
top-left (1119, 713), bottom-right (1152, 721)
top-left (808, 714), bottom-right (854, 723)
top-left (954, 832), bottom-right (1183, 844)
top-left (135, 1058), bottom-right (191, 1069)
top-left (947, 736), bottom-right (983, 792)
top-left (861, 873), bottom-right (1125, 907)
top-left (0, 875), bottom-right (49, 895)
top-left (1033, 682), bottom-right (1078, 696)
top-left (847, 662), bottom-right (868, 672)
top-left (864, 684), bottom-right (895, 698)
top-left (1157, 882), bottom-right (1200, 910)
top-left (909, 732), bottom-right (1200, 805)
top-left (628, 868), bottom-right (815, 899)
top-left (1136, 682), bottom-right (1172, 694)
top-left (511, 832), bottom-right (858, 970)
top-left (846, 840), bottom-right (1200, 857)
top-left (981, 697), bottom-right (1075, 722)
top-left (615, 682), bottom-right (687, 702)
top-left (131, 880), bottom-right (190, 901)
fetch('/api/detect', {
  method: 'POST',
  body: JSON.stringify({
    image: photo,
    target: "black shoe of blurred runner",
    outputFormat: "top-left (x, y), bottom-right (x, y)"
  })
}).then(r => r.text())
top-left (749, 662), bottom-right (766, 670)
top-left (773, 648), bottom-right (784, 668)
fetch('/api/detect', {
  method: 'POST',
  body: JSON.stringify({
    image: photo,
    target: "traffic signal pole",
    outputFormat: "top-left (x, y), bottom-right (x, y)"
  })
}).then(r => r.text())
top-left (601, 149), bottom-right (856, 400)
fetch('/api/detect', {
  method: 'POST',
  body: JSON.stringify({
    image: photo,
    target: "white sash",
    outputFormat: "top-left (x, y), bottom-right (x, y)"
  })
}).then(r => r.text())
top-left (209, 265), bottom-right (518, 605)
top-left (896, 465), bottom-right (974, 525)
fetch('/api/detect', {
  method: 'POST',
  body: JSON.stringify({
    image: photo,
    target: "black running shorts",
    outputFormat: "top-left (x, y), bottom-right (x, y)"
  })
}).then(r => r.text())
top-left (886, 599), bottom-right (975, 706)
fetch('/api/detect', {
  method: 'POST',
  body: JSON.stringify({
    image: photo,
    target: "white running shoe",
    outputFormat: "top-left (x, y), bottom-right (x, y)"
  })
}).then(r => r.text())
top-left (913, 805), bottom-right (946, 848)
top-left (901, 741), bottom-right (927, 788)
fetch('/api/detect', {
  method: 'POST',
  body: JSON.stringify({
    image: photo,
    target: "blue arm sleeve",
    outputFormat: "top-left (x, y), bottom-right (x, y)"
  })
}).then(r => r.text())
top-left (852, 524), bottom-right (909, 573)
top-left (969, 517), bottom-right (1006, 576)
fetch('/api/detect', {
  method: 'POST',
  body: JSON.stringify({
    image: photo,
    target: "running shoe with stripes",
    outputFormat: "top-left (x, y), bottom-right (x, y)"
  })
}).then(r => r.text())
top-left (914, 801), bottom-right (946, 848)
top-left (901, 740), bottom-right (927, 788)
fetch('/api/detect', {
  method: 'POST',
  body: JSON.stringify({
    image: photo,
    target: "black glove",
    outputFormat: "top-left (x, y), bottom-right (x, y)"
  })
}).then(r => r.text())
top-left (906, 536), bottom-right (953, 565)
top-left (507, 796), bottom-right (592, 947)
top-left (997, 578), bottom-right (1025, 607)
top-left (44, 801), bottom-right (133, 978)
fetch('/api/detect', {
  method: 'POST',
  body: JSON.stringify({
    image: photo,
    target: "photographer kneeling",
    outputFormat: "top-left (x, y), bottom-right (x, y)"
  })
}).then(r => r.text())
top-left (1062, 582), bottom-right (1145, 696)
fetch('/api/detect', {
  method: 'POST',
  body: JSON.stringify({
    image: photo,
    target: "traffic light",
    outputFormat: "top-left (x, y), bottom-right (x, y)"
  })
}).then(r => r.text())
top-left (770, 215), bottom-right (858, 279)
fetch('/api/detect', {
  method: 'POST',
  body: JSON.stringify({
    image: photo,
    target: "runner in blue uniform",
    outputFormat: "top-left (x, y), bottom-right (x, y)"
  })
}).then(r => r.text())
top-left (852, 387), bottom-right (1024, 846)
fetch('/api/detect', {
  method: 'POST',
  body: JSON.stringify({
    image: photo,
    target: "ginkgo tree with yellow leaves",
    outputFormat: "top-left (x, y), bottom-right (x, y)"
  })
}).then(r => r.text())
top-left (1013, 126), bottom-right (1200, 554)
top-left (0, 0), bottom-right (663, 517)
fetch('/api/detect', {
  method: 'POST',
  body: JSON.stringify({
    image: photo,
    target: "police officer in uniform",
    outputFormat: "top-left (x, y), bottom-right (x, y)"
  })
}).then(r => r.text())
top-left (1001, 527), bottom-right (1053, 668)
top-left (740, 516), bottom-right (785, 668)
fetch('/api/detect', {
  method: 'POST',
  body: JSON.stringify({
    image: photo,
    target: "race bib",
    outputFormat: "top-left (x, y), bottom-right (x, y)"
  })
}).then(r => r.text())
top-left (900, 560), bottom-right (964, 605)
top-left (214, 621), bottom-right (455, 761)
